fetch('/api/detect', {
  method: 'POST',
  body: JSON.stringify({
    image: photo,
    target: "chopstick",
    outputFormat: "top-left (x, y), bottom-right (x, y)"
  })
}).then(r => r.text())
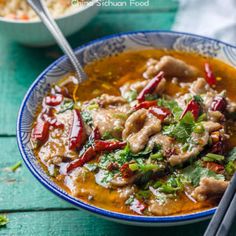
top-left (204, 172), bottom-right (236, 236)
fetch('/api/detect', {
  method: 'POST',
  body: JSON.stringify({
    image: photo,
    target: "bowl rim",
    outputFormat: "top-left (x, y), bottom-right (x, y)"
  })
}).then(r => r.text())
top-left (16, 30), bottom-right (236, 223)
top-left (0, 0), bottom-right (99, 24)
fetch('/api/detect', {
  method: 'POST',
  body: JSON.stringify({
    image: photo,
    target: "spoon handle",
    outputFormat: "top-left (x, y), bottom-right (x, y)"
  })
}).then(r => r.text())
top-left (27, 0), bottom-right (86, 83)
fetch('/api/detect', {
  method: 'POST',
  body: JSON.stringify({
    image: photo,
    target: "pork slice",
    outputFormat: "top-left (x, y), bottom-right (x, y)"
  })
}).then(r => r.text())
top-left (99, 94), bottom-right (127, 107)
top-left (201, 121), bottom-right (222, 133)
top-left (192, 177), bottom-right (228, 201)
top-left (143, 56), bottom-right (198, 79)
top-left (208, 111), bottom-right (224, 122)
top-left (122, 109), bottom-right (162, 153)
top-left (118, 186), bottom-right (136, 200)
top-left (190, 77), bottom-right (210, 95)
top-left (147, 133), bottom-right (174, 152)
top-left (168, 121), bottom-right (223, 166)
top-left (91, 108), bottom-right (127, 139)
top-left (110, 174), bottom-right (139, 187)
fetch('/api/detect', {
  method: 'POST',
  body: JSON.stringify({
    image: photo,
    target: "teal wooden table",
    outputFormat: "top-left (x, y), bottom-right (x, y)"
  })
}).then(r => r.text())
top-left (0, 1), bottom-right (235, 235)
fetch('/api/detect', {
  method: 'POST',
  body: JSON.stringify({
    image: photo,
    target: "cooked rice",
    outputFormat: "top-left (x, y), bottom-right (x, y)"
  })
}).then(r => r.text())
top-left (0, 0), bottom-right (85, 21)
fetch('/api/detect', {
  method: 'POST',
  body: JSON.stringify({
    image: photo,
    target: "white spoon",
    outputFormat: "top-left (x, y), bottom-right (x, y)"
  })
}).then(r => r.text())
top-left (27, 0), bottom-right (86, 84)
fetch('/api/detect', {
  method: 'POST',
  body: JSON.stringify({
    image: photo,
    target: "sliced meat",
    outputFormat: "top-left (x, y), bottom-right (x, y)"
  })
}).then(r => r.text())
top-left (99, 94), bottom-right (127, 107)
top-left (122, 109), bottom-right (162, 153)
top-left (192, 177), bottom-right (228, 201)
top-left (168, 121), bottom-right (223, 166)
top-left (143, 56), bottom-right (198, 79)
top-left (147, 133), bottom-right (174, 152)
top-left (91, 108), bottom-right (127, 139)
top-left (208, 111), bottom-right (224, 122)
top-left (110, 174), bottom-right (138, 187)
top-left (190, 77), bottom-right (209, 94)
top-left (118, 186), bottom-right (136, 200)
top-left (120, 78), bottom-right (166, 100)
top-left (168, 121), bottom-right (221, 166)
top-left (201, 121), bottom-right (222, 132)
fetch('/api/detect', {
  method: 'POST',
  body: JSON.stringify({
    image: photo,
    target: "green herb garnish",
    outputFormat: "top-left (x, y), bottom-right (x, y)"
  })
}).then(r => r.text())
top-left (81, 111), bottom-right (93, 126)
top-left (202, 153), bottom-right (225, 162)
top-left (158, 98), bottom-right (183, 120)
top-left (163, 112), bottom-right (195, 143)
top-left (124, 90), bottom-right (137, 102)
top-left (9, 161), bottom-right (22, 172)
top-left (183, 163), bottom-right (225, 186)
top-left (0, 215), bottom-right (9, 227)
top-left (57, 98), bottom-right (74, 114)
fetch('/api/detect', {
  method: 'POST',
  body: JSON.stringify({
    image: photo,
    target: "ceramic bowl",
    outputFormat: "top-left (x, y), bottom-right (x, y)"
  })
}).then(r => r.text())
top-left (0, 0), bottom-right (99, 46)
top-left (17, 31), bottom-right (236, 226)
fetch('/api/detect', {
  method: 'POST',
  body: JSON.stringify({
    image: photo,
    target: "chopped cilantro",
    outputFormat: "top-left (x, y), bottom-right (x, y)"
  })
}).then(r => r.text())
top-left (150, 152), bottom-right (163, 161)
top-left (182, 163), bottom-right (225, 186)
top-left (193, 95), bottom-right (203, 103)
top-left (153, 174), bottom-right (186, 194)
top-left (81, 111), bottom-right (93, 127)
top-left (227, 147), bottom-right (236, 162)
top-left (101, 131), bottom-right (114, 140)
top-left (135, 190), bottom-right (151, 200)
top-left (193, 123), bottom-right (205, 134)
top-left (125, 195), bottom-right (135, 205)
top-left (158, 98), bottom-right (183, 120)
top-left (225, 148), bottom-right (236, 175)
top-left (225, 161), bottom-right (236, 175)
top-left (9, 161), bottom-right (22, 172)
top-left (135, 170), bottom-right (153, 186)
top-left (197, 113), bottom-right (207, 122)
top-left (163, 112), bottom-right (195, 143)
top-left (0, 215), bottom-right (9, 227)
top-left (57, 98), bottom-right (74, 114)
top-left (123, 90), bottom-right (137, 102)
top-left (144, 94), bottom-right (158, 101)
top-left (87, 102), bottom-right (99, 110)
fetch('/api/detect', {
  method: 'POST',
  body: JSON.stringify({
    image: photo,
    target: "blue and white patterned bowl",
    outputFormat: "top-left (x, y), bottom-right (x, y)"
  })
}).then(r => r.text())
top-left (17, 31), bottom-right (236, 226)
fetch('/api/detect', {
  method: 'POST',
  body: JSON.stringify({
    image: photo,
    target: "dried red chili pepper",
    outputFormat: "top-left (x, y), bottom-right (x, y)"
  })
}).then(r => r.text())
top-left (137, 71), bottom-right (164, 102)
top-left (31, 118), bottom-right (49, 143)
top-left (204, 62), bottom-right (216, 86)
top-left (67, 147), bottom-right (95, 173)
top-left (45, 94), bottom-right (63, 106)
top-left (94, 140), bottom-right (126, 152)
top-left (67, 140), bottom-right (127, 173)
top-left (69, 109), bottom-right (85, 150)
top-left (211, 96), bottom-right (227, 112)
top-left (133, 101), bottom-right (157, 110)
top-left (48, 118), bottom-right (64, 129)
top-left (120, 163), bottom-right (134, 178)
top-left (180, 99), bottom-right (201, 120)
top-left (107, 162), bottom-right (119, 171)
top-left (91, 127), bottom-right (101, 140)
top-left (205, 162), bottom-right (224, 174)
top-left (149, 106), bottom-right (171, 121)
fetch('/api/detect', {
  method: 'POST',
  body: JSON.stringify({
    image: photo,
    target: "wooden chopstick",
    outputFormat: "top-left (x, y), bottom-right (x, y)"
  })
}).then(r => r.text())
top-left (216, 193), bottom-right (236, 236)
top-left (204, 172), bottom-right (236, 236)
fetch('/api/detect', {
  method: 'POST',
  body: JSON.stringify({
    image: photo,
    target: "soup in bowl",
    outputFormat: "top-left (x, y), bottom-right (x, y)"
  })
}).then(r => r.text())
top-left (17, 31), bottom-right (236, 226)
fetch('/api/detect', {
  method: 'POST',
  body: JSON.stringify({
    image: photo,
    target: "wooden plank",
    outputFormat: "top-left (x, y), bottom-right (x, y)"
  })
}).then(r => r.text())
top-left (0, 11), bottom-right (175, 135)
top-left (1, 210), bottom-right (235, 236)
top-left (0, 137), bottom-right (71, 211)
top-left (0, 210), bottom-right (213, 236)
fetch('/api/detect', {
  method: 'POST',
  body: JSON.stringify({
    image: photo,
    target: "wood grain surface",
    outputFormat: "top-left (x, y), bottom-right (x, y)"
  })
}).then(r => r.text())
top-left (1, 1), bottom-right (236, 235)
